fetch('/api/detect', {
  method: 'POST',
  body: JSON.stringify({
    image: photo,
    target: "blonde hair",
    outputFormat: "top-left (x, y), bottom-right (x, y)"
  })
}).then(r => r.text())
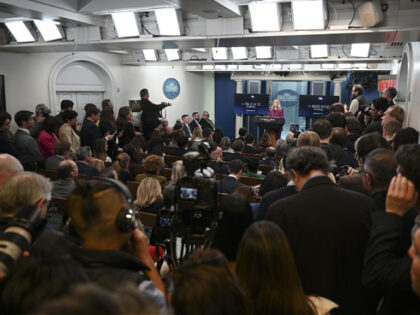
top-left (171, 163), bottom-right (186, 183)
top-left (135, 177), bottom-right (163, 208)
top-left (0, 172), bottom-right (51, 215)
top-left (272, 99), bottom-right (282, 111)
top-left (297, 131), bottom-right (321, 147)
top-left (191, 127), bottom-right (203, 141)
top-left (286, 132), bottom-right (295, 144)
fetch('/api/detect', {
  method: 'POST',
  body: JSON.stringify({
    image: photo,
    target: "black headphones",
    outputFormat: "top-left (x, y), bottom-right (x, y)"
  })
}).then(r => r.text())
top-left (79, 178), bottom-right (138, 233)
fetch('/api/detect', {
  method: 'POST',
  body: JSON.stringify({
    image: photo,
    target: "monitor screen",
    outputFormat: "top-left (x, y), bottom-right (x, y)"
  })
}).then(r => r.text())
top-left (234, 94), bottom-right (269, 115)
top-left (298, 95), bottom-right (339, 118)
top-left (180, 187), bottom-right (198, 200)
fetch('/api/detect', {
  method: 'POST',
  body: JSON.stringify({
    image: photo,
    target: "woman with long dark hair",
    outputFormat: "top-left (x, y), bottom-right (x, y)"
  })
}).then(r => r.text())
top-left (116, 106), bottom-right (136, 149)
top-left (38, 116), bottom-right (61, 160)
top-left (236, 221), bottom-right (338, 315)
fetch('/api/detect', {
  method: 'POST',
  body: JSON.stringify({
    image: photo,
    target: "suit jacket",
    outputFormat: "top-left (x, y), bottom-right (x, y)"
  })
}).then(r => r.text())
top-left (81, 119), bottom-right (102, 150)
top-left (59, 123), bottom-right (80, 155)
top-left (266, 176), bottom-right (374, 314)
top-left (13, 129), bottom-right (44, 166)
top-left (189, 119), bottom-right (201, 132)
top-left (223, 152), bottom-right (249, 164)
top-left (0, 135), bottom-right (20, 157)
top-left (45, 155), bottom-right (65, 171)
top-left (77, 161), bottom-right (100, 179)
top-left (182, 124), bottom-right (192, 138)
top-left (52, 179), bottom-right (76, 198)
top-left (363, 210), bottom-right (420, 315)
top-left (140, 99), bottom-right (165, 125)
top-left (217, 175), bottom-right (243, 194)
top-left (199, 118), bottom-right (215, 131)
top-left (256, 185), bottom-right (297, 220)
top-left (208, 161), bottom-right (229, 175)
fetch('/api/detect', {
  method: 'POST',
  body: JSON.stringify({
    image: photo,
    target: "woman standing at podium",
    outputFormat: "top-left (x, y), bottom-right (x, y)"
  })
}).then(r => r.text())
top-left (268, 99), bottom-right (284, 140)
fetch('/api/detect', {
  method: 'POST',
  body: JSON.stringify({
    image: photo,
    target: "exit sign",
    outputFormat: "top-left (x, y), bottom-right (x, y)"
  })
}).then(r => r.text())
top-left (377, 75), bottom-right (397, 92)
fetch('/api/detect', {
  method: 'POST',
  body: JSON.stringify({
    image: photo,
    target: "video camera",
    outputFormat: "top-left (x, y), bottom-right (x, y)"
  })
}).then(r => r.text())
top-left (0, 205), bottom-right (47, 273)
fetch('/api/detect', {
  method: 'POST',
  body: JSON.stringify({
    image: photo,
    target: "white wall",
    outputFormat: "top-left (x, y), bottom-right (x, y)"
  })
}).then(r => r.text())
top-left (0, 51), bottom-right (214, 129)
top-left (116, 65), bottom-right (215, 125)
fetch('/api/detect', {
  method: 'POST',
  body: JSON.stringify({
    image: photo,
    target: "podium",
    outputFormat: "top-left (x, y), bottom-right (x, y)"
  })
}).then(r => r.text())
top-left (254, 116), bottom-right (285, 147)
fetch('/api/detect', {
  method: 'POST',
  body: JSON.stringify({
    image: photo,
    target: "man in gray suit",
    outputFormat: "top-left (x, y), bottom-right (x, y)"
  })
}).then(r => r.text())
top-left (13, 110), bottom-right (44, 169)
top-left (52, 160), bottom-right (77, 198)
top-left (45, 140), bottom-right (71, 171)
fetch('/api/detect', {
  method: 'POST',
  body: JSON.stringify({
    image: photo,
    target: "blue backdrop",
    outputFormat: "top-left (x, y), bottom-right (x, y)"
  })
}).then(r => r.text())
top-left (215, 73), bottom-right (236, 139)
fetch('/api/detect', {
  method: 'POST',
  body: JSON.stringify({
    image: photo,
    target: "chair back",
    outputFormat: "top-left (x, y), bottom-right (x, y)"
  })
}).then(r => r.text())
top-left (127, 181), bottom-right (140, 199)
top-left (258, 165), bottom-right (273, 175)
top-left (39, 169), bottom-right (58, 181)
top-left (239, 176), bottom-right (264, 186)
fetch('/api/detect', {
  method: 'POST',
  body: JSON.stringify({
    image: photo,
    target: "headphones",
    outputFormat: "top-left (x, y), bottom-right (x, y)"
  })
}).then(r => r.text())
top-left (79, 178), bottom-right (138, 233)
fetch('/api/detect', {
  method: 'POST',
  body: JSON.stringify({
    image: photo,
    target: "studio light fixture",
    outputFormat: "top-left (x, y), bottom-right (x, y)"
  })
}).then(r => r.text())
top-left (231, 47), bottom-right (248, 60)
top-left (34, 20), bottom-right (62, 41)
top-left (254, 64), bottom-right (267, 70)
top-left (338, 63), bottom-right (352, 69)
top-left (143, 49), bottom-right (158, 61)
top-left (292, 0), bottom-right (327, 30)
top-left (155, 8), bottom-right (183, 36)
top-left (212, 47), bottom-right (228, 60)
top-left (111, 12), bottom-right (139, 38)
top-left (310, 44), bottom-right (328, 58)
top-left (350, 43), bottom-right (370, 57)
top-left (289, 64), bottom-right (302, 70)
top-left (354, 63), bottom-right (368, 68)
top-left (165, 49), bottom-right (180, 61)
top-left (255, 46), bottom-right (272, 59)
top-left (321, 64), bottom-right (335, 69)
top-left (203, 65), bottom-right (214, 70)
top-left (248, 2), bottom-right (282, 32)
top-left (227, 64), bottom-right (238, 70)
top-left (5, 21), bottom-right (35, 42)
top-left (215, 65), bottom-right (226, 71)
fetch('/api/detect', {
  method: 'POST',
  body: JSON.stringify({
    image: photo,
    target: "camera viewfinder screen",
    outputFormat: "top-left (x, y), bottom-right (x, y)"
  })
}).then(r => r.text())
top-left (180, 187), bottom-right (198, 200)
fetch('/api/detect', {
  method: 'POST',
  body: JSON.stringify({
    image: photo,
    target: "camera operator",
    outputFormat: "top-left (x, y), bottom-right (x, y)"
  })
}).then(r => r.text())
top-left (140, 89), bottom-right (171, 140)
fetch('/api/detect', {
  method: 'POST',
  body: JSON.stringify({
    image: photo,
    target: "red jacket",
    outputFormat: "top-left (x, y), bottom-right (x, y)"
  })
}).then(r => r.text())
top-left (38, 130), bottom-right (58, 160)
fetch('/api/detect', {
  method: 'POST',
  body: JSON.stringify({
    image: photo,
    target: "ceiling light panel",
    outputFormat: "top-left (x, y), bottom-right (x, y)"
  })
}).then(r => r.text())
top-left (255, 46), bottom-right (272, 59)
top-left (165, 49), bottom-right (180, 61)
top-left (34, 20), bottom-right (62, 41)
top-left (292, 0), bottom-right (327, 30)
top-left (203, 65), bottom-right (214, 70)
top-left (143, 49), bottom-right (157, 61)
top-left (215, 65), bottom-right (226, 71)
top-left (111, 12), bottom-right (139, 38)
top-left (5, 21), bottom-right (35, 42)
top-left (321, 64), bottom-right (335, 69)
top-left (155, 8), bottom-right (183, 36)
top-left (212, 47), bottom-right (228, 60)
top-left (249, 2), bottom-right (282, 32)
top-left (289, 64), bottom-right (302, 70)
top-left (310, 44), bottom-right (328, 58)
top-left (231, 47), bottom-right (248, 60)
top-left (354, 63), bottom-right (368, 68)
top-left (338, 63), bottom-right (352, 69)
top-left (227, 65), bottom-right (238, 70)
top-left (351, 43), bottom-right (370, 57)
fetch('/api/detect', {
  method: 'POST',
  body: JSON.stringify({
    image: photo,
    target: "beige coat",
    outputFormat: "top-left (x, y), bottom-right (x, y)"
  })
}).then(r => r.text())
top-left (59, 123), bottom-right (80, 155)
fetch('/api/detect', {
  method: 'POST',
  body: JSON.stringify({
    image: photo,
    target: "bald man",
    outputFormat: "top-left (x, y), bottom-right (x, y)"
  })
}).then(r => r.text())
top-left (0, 154), bottom-right (23, 190)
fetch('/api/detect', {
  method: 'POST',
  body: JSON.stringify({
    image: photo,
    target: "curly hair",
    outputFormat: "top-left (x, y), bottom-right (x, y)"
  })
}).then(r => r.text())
top-left (144, 155), bottom-right (163, 174)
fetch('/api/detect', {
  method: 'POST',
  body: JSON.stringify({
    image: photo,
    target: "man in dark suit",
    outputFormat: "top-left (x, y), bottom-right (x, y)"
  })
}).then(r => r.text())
top-left (234, 127), bottom-right (247, 143)
top-left (266, 146), bottom-right (374, 314)
top-left (243, 135), bottom-right (261, 154)
top-left (12, 110), bottom-right (44, 169)
top-left (181, 114), bottom-right (192, 138)
top-left (363, 144), bottom-right (420, 315)
top-left (189, 112), bottom-right (201, 133)
top-left (218, 159), bottom-right (244, 194)
top-left (76, 146), bottom-right (99, 179)
top-left (223, 140), bottom-right (249, 164)
top-left (45, 140), bottom-right (71, 171)
top-left (140, 88), bottom-right (170, 140)
top-left (363, 98), bottom-right (389, 135)
top-left (208, 146), bottom-right (229, 175)
top-left (81, 107), bottom-right (113, 151)
top-left (52, 160), bottom-right (77, 198)
top-left (199, 111), bottom-right (215, 131)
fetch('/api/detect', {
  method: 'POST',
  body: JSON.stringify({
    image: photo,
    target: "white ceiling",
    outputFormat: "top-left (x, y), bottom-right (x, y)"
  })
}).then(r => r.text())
top-left (0, 0), bottom-right (418, 69)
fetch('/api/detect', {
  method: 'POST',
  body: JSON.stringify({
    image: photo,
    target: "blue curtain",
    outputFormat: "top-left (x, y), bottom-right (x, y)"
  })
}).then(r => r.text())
top-left (215, 73), bottom-right (236, 139)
